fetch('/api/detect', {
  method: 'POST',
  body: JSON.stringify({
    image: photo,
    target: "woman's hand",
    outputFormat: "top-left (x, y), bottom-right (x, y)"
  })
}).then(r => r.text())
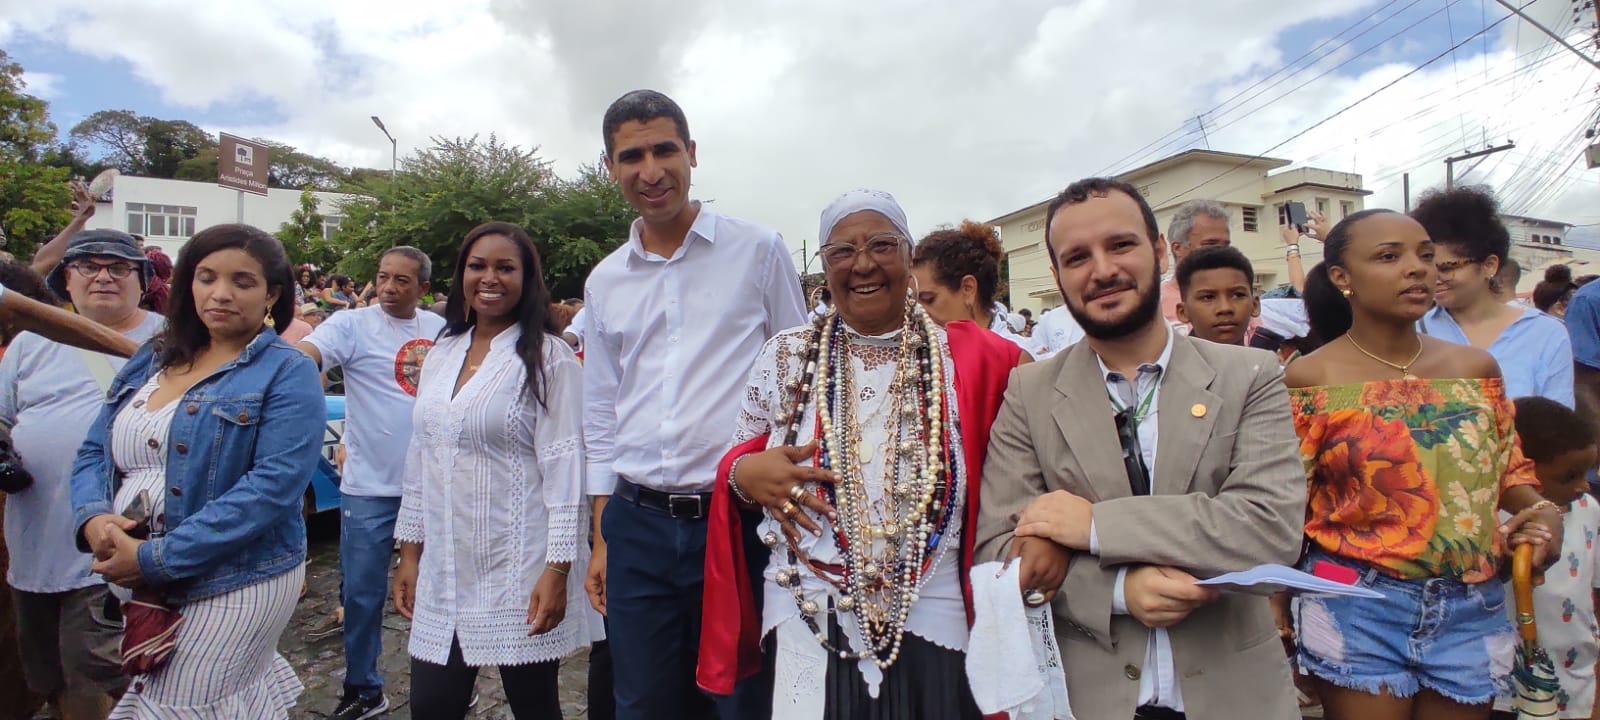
top-left (393, 549), bottom-right (420, 619)
top-left (1008, 536), bottom-right (1070, 606)
top-left (89, 523), bottom-right (145, 588)
top-left (1502, 503), bottom-right (1564, 572)
top-left (733, 441), bottom-right (840, 544)
top-left (527, 566), bottom-right (569, 636)
top-left (1307, 210), bottom-right (1331, 243)
top-left (83, 514), bottom-right (137, 560)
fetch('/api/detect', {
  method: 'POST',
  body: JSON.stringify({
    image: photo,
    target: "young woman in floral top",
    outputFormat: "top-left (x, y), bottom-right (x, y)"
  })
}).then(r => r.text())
top-left (1283, 208), bottom-right (1564, 720)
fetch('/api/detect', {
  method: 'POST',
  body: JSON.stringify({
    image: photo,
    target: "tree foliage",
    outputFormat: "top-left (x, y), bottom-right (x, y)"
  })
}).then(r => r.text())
top-left (329, 135), bottom-right (631, 298)
top-left (275, 189), bottom-right (339, 269)
top-left (0, 49), bottom-right (69, 257)
top-left (69, 112), bottom-right (346, 190)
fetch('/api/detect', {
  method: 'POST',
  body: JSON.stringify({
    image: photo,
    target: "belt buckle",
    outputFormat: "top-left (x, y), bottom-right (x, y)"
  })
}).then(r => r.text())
top-left (668, 494), bottom-right (704, 519)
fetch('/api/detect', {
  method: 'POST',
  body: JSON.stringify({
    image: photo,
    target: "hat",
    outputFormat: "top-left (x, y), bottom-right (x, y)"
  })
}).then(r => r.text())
top-left (298, 303), bottom-right (324, 317)
top-left (45, 229), bottom-right (152, 298)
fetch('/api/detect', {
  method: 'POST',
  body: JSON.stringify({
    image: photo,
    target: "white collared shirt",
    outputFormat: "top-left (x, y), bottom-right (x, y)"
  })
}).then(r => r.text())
top-left (583, 203), bottom-right (808, 494)
top-left (1087, 325), bottom-right (1184, 711)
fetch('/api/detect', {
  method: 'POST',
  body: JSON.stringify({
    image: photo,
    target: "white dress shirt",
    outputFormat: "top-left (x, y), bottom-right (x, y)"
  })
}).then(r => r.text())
top-left (396, 327), bottom-right (601, 666)
top-left (582, 203), bottom-right (808, 494)
top-left (1087, 326), bottom-right (1183, 711)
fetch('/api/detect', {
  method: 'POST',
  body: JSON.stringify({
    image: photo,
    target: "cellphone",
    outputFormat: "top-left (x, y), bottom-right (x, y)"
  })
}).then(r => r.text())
top-left (122, 491), bottom-right (152, 540)
top-left (1286, 202), bottom-right (1309, 228)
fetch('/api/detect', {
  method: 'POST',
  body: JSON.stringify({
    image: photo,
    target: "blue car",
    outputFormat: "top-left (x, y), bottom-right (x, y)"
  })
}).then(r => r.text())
top-left (305, 395), bottom-right (345, 516)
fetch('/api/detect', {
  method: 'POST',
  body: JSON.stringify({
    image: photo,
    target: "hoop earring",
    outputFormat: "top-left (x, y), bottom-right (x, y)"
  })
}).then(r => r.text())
top-left (1340, 289), bottom-right (1352, 298)
top-left (263, 313), bottom-right (275, 329)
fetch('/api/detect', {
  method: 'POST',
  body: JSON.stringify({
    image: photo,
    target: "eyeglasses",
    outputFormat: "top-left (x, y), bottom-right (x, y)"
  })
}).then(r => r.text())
top-left (1435, 259), bottom-right (1481, 277)
top-left (817, 234), bottom-right (906, 269)
top-left (68, 260), bottom-right (137, 280)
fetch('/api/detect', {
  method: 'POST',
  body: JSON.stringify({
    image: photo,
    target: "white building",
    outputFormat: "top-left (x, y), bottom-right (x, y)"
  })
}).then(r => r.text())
top-left (987, 149), bottom-right (1370, 312)
top-left (85, 176), bottom-right (358, 258)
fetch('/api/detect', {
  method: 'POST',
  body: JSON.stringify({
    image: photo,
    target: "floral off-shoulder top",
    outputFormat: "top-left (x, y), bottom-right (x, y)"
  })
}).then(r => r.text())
top-left (1290, 378), bottom-right (1540, 583)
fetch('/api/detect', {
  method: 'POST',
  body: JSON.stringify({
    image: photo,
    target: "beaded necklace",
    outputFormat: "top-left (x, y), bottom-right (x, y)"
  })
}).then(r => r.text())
top-left (764, 297), bottom-right (959, 670)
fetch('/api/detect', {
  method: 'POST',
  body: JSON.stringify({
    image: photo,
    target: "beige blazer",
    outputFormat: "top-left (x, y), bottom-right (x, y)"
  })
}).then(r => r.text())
top-left (974, 332), bottom-right (1307, 720)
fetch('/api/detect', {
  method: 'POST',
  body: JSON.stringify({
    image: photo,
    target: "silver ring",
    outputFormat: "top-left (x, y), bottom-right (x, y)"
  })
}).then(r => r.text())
top-left (1023, 588), bottom-right (1047, 607)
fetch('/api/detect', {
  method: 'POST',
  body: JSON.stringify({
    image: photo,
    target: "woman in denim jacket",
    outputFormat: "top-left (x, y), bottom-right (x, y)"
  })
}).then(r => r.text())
top-left (71, 224), bottom-right (323, 719)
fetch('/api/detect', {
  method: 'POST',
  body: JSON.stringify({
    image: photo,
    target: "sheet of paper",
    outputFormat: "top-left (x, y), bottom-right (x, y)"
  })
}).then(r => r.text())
top-left (1195, 564), bottom-right (1385, 598)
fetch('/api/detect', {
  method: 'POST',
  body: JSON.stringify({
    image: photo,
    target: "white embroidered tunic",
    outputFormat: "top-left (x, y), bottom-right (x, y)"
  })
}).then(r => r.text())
top-left (396, 326), bottom-right (601, 666)
top-left (735, 323), bottom-right (968, 704)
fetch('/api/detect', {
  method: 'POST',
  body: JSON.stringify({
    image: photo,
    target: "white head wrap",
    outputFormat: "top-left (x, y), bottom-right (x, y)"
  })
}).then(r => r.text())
top-left (818, 188), bottom-right (912, 245)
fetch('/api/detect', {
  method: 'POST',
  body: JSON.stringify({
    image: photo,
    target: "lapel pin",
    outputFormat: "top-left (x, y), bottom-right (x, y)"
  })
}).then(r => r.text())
top-left (1190, 403), bottom-right (1207, 418)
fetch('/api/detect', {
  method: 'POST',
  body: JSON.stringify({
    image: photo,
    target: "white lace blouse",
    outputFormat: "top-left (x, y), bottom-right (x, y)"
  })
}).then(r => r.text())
top-left (734, 322), bottom-right (968, 696)
top-left (396, 326), bottom-right (601, 667)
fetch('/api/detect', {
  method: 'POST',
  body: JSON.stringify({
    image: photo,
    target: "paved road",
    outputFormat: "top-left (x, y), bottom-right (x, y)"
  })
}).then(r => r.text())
top-left (283, 515), bottom-right (593, 719)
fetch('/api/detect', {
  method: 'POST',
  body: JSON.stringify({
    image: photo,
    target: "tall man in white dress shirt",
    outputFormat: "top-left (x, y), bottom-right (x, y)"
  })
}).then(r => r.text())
top-left (582, 89), bottom-right (806, 720)
top-left (297, 247), bottom-right (445, 720)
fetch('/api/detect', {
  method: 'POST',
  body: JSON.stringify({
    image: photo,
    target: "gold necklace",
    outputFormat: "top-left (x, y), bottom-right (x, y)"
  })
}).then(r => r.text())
top-left (1345, 334), bottom-right (1424, 379)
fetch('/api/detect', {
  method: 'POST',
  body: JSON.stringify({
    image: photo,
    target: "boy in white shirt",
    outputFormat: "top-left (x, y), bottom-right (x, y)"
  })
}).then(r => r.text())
top-left (1495, 396), bottom-right (1600, 719)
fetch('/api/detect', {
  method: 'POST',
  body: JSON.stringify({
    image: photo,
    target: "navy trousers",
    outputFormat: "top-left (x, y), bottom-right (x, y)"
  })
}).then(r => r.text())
top-left (602, 491), bottom-right (772, 720)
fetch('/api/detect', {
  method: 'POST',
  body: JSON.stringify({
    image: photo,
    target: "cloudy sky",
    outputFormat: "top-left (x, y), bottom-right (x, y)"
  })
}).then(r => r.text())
top-left (3, 0), bottom-right (1596, 255)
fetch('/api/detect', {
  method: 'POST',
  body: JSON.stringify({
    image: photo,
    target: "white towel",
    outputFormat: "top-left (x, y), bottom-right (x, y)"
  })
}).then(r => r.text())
top-left (967, 561), bottom-right (1074, 720)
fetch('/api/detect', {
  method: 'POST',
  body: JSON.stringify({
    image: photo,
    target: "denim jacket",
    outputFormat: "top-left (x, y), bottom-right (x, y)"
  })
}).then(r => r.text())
top-left (71, 329), bottom-right (323, 604)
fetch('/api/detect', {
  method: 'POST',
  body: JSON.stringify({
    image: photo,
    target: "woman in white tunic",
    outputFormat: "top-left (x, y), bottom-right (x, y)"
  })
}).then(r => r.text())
top-left (392, 221), bottom-right (598, 719)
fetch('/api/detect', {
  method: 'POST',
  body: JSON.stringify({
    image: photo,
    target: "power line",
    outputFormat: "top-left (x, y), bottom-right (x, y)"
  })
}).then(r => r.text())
top-left (1150, 7), bottom-right (1519, 208)
top-left (1090, 0), bottom-right (1419, 176)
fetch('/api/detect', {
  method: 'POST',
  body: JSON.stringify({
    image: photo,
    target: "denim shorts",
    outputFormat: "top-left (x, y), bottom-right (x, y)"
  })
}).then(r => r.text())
top-left (1293, 553), bottom-right (1517, 705)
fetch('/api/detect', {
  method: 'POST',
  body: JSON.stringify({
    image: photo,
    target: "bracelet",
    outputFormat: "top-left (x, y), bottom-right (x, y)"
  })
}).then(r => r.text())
top-left (546, 564), bottom-right (570, 577)
top-left (1285, 243), bottom-right (1300, 257)
top-left (1527, 499), bottom-right (1562, 515)
top-left (728, 455), bottom-right (756, 505)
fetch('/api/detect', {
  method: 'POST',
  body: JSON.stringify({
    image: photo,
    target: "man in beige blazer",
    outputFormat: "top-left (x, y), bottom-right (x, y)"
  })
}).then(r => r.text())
top-left (973, 177), bottom-right (1307, 720)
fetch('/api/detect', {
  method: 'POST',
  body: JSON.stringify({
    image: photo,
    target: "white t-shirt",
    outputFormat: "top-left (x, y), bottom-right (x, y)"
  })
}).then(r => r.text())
top-left (0, 311), bottom-right (165, 592)
top-left (566, 307), bottom-right (588, 346)
top-left (1033, 305), bottom-right (1086, 359)
top-left (1497, 496), bottom-right (1600, 718)
top-left (304, 305), bottom-right (446, 497)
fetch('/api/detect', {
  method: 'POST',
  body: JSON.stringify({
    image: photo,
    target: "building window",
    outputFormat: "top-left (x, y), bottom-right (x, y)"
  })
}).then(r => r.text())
top-left (127, 203), bottom-right (197, 238)
top-left (1315, 197), bottom-right (1329, 216)
top-left (322, 216), bottom-right (342, 240)
top-left (1554, 236), bottom-right (1562, 246)
top-left (1242, 206), bottom-right (1260, 233)
top-left (1340, 200), bottom-right (1354, 218)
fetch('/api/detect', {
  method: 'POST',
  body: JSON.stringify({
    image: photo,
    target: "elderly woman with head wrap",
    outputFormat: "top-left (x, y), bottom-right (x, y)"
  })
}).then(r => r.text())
top-left (697, 190), bottom-right (1038, 719)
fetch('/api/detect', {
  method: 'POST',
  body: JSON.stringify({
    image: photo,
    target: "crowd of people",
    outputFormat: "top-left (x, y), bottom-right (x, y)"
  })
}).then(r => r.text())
top-left (0, 87), bottom-right (1595, 720)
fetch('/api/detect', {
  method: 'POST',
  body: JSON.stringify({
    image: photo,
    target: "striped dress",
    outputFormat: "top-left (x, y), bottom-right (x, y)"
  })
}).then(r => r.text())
top-left (107, 376), bottom-right (305, 719)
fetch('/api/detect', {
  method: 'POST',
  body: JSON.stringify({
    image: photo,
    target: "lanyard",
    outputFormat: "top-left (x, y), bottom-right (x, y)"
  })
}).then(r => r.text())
top-left (1107, 373), bottom-right (1159, 430)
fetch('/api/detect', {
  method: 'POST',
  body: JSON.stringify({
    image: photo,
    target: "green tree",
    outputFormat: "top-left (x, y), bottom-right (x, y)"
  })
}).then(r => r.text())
top-left (329, 136), bottom-right (630, 297)
top-left (275, 189), bottom-right (339, 268)
top-left (68, 110), bottom-right (210, 178)
top-left (0, 50), bottom-right (70, 258)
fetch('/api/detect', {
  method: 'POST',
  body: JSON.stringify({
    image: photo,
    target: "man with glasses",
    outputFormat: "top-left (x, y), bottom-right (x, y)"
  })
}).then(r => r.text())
top-left (0, 229), bottom-right (164, 720)
top-left (583, 89), bottom-right (805, 719)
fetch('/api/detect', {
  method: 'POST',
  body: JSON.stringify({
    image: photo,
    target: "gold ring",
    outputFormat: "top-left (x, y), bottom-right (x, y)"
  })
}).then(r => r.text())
top-left (780, 500), bottom-right (798, 516)
top-left (788, 485), bottom-right (807, 501)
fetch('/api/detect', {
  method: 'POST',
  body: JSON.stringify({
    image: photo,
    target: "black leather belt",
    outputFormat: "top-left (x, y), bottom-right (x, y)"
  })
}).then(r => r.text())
top-left (1134, 706), bottom-right (1185, 720)
top-left (615, 478), bottom-right (712, 520)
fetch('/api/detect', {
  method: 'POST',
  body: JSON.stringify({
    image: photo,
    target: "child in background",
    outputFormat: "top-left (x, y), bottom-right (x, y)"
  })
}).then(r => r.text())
top-left (1175, 245), bottom-right (1260, 346)
top-left (1493, 396), bottom-right (1600, 719)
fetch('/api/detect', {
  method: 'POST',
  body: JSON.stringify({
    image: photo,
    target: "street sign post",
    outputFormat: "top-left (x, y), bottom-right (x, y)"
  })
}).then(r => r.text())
top-left (218, 133), bottom-right (270, 222)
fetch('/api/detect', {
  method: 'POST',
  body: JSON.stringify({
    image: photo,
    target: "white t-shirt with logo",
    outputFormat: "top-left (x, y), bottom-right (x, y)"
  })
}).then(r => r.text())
top-left (304, 305), bottom-right (446, 498)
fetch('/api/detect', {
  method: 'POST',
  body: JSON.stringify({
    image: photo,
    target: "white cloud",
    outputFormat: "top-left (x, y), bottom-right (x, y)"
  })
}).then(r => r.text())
top-left (20, 69), bottom-right (60, 98)
top-left (1, 0), bottom-right (1594, 249)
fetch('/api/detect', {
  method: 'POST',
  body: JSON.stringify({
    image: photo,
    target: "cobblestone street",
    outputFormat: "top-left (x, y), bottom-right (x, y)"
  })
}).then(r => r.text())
top-left (282, 515), bottom-right (592, 719)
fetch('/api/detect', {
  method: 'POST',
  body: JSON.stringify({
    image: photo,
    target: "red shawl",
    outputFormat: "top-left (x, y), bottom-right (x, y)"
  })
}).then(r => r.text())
top-left (697, 320), bottom-right (1021, 695)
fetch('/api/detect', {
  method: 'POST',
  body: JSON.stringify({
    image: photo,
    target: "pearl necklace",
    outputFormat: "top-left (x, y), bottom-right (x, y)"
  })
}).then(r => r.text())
top-left (764, 296), bottom-right (957, 670)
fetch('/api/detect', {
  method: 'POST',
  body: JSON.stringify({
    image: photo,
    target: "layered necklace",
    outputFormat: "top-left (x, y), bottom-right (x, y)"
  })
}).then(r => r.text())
top-left (766, 297), bottom-right (958, 670)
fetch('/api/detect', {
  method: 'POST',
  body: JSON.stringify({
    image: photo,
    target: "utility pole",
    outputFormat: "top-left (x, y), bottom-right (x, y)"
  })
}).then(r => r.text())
top-left (1446, 142), bottom-right (1515, 188)
top-left (1196, 115), bottom-right (1211, 150)
top-left (1495, 0), bottom-right (1600, 70)
top-left (1403, 173), bottom-right (1411, 213)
